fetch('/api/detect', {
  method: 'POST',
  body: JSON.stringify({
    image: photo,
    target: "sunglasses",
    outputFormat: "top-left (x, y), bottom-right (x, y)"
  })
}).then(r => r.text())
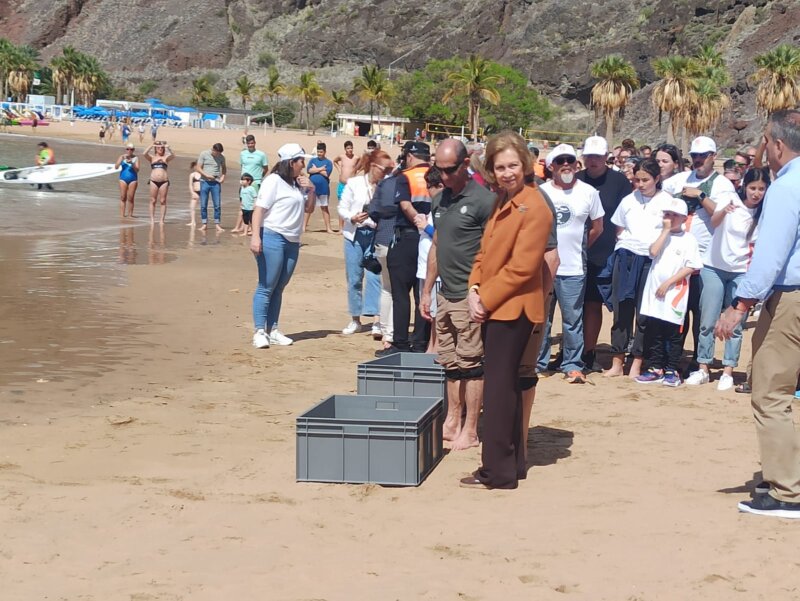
top-left (690, 152), bottom-right (712, 160)
top-left (734, 161), bottom-right (748, 167)
top-left (373, 164), bottom-right (393, 173)
top-left (553, 155), bottom-right (576, 166)
top-left (438, 161), bottom-right (463, 175)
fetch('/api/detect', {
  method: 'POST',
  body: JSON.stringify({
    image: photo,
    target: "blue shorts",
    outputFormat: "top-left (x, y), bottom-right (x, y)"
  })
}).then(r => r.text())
top-left (337, 182), bottom-right (345, 199)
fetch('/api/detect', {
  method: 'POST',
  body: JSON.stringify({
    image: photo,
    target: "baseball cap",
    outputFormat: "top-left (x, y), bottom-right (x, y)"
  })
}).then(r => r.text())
top-left (663, 197), bottom-right (689, 217)
top-left (277, 143), bottom-right (313, 161)
top-left (582, 136), bottom-right (608, 157)
top-left (125, 143), bottom-right (135, 149)
top-left (402, 140), bottom-right (430, 157)
top-left (689, 136), bottom-right (716, 154)
top-left (545, 143), bottom-right (577, 169)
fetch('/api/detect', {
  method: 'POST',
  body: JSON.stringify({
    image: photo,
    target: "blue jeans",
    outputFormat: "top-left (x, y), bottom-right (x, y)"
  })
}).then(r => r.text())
top-left (537, 275), bottom-right (586, 373)
top-left (698, 266), bottom-right (747, 366)
top-left (252, 228), bottom-right (299, 331)
top-left (343, 229), bottom-right (381, 317)
top-left (200, 180), bottom-right (221, 224)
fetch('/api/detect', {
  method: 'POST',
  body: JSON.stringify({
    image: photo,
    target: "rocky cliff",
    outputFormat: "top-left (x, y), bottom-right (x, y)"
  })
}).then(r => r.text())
top-left (2, 0), bottom-right (799, 147)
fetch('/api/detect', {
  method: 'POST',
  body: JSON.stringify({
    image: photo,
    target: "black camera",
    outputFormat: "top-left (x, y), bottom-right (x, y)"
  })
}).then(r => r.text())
top-left (361, 255), bottom-right (382, 274)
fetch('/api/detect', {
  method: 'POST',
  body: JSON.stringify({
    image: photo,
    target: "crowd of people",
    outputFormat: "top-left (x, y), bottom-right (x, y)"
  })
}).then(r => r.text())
top-left (242, 109), bottom-right (800, 516)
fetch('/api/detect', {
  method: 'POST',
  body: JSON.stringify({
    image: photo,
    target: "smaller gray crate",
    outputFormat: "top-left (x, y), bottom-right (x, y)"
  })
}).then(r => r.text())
top-left (297, 394), bottom-right (444, 486)
top-left (357, 352), bottom-right (446, 400)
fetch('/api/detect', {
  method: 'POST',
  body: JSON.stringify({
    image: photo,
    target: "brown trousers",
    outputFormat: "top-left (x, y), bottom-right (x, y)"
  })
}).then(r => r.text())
top-left (477, 314), bottom-right (534, 489)
top-left (751, 290), bottom-right (800, 502)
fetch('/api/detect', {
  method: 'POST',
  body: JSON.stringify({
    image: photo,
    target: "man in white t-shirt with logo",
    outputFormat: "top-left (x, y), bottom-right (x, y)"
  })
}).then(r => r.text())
top-left (538, 144), bottom-right (605, 383)
top-left (661, 136), bottom-right (739, 373)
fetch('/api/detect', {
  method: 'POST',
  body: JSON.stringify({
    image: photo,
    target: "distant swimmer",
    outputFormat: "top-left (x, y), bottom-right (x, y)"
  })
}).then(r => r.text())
top-left (35, 141), bottom-right (54, 190)
top-left (115, 143), bottom-right (140, 218)
top-left (142, 140), bottom-right (174, 224)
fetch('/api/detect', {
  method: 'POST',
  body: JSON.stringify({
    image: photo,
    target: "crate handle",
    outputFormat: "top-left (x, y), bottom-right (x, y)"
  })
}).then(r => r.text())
top-left (375, 400), bottom-right (398, 411)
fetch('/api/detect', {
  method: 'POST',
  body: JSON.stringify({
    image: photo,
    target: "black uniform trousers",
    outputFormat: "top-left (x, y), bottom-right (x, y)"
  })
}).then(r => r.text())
top-left (387, 228), bottom-right (430, 350)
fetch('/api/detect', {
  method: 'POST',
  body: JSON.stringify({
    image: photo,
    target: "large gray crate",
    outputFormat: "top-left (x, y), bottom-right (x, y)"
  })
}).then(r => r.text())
top-left (296, 394), bottom-right (444, 486)
top-left (357, 352), bottom-right (446, 400)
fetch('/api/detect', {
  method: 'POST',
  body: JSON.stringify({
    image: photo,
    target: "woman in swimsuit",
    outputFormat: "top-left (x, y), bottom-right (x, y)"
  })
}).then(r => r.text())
top-left (188, 160), bottom-right (201, 228)
top-left (142, 141), bottom-right (174, 224)
top-left (115, 143), bottom-right (140, 218)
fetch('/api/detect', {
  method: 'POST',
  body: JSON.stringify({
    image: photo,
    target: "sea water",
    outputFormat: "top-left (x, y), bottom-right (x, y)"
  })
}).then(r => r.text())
top-left (0, 134), bottom-right (234, 387)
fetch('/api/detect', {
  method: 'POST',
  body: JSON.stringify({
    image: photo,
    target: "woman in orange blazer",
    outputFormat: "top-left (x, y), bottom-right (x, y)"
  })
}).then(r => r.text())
top-left (461, 132), bottom-right (553, 490)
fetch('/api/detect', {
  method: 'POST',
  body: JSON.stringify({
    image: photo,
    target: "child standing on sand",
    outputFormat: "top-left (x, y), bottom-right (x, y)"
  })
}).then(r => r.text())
top-left (636, 197), bottom-right (703, 387)
top-left (238, 173), bottom-right (256, 237)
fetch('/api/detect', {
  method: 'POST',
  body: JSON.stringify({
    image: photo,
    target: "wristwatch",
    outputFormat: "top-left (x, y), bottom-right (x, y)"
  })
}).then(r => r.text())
top-left (698, 192), bottom-right (707, 201)
top-left (731, 296), bottom-right (752, 312)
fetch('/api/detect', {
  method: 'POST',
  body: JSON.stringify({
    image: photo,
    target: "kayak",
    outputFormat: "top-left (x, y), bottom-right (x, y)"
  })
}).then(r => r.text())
top-left (0, 163), bottom-right (120, 184)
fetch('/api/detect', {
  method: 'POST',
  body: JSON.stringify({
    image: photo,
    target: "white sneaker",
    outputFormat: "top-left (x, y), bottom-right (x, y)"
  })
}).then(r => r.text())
top-left (371, 323), bottom-right (382, 340)
top-left (342, 320), bottom-right (361, 335)
top-left (268, 329), bottom-right (294, 346)
top-left (252, 329), bottom-right (269, 349)
top-left (685, 369), bottom-right (710, 385)
top-left (717, 373), bottom-right (734, 391)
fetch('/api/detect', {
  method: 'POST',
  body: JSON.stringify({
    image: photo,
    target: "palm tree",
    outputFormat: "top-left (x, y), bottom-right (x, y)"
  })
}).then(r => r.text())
top-left (443, 55), bottom-right (502, 141)
top-left (695, 44), bottom-right (725, 68)
top-left (6, 46), bottom-right (37, 102)
top-left (261, 66), bottom-right (286, 132)
top-left (751, 44), bottom-right (800, 116)
top-left (589, 55), bottom-right (639, 142)
top-left (651, 55), bottom-right (699, 147)
top-left (352, 65), bottom-right (392, 135)
top-left (328, 89), bottom-right (352, 111)
top-left (234, 75), bottom-right (254, 110)
top-left (0, 38), bottom-right (17, 101)
top-left (294, 70), bottom-right (324, 134)
top-left (684, 77), bottom-right (730, 136)
top-left (191, 76), bottom-right (213, 106)
top-left (73, 55), bottom-right (109, 105)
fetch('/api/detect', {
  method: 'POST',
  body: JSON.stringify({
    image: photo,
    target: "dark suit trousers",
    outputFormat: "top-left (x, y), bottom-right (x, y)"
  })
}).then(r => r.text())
top-left (387, 229), bottom-right (429, 349)
top-left (477, 314), bottom-right (534, 489)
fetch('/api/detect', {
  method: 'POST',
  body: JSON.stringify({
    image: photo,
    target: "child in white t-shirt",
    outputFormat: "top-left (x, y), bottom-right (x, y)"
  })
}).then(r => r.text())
top-left (636, 198), bottom-right (703, 387)
top-left (238, 173), bottom-right (257, 237)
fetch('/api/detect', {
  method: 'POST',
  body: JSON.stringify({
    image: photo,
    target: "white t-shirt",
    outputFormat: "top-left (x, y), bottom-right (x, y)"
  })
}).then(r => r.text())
top-left (417, 212), bottom-right (434, 280)
top-left (338, 174), bottom-right (377, 242)
top-left (703, 196), bottom-right (757, 273)
top-left (611, 190), bottom-right (673, 256)
top-left (641, 231), bottom-right (703, 325)
top-left (540, 180), bottom-right (605, 276)
top-left (256, 173), bottom-right (306, 243)
top-left (662, 171), bottom-right (739, 254)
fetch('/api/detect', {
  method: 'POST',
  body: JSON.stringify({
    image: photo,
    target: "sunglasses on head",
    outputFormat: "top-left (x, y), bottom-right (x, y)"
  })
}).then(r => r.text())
top-left (553, 155), bottom-right (576, 166)
top-left (690, 152), bottom-right (712, 160)
top-left (438, 161), bottom-right (463, 175)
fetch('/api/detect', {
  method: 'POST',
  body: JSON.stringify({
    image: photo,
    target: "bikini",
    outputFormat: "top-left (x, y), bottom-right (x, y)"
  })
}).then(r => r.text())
top-left (149, 159), bottom-right (170, 187)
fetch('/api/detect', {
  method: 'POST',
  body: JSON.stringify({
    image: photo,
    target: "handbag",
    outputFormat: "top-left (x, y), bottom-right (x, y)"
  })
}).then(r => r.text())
top-left (361, 234), bottom-right (382, 274)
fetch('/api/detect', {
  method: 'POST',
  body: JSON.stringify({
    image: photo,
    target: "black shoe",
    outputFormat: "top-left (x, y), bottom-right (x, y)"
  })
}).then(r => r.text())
top-left (581, 350), bottom-right (603, 374)
top-left (374, 345), bottom-right (401, 358)
top-left (409, 345), bottom-right (427, 353)
top-left (547, 350), bottom-right (563, 372)
top-left (738, 494), bottom-right (800, 518)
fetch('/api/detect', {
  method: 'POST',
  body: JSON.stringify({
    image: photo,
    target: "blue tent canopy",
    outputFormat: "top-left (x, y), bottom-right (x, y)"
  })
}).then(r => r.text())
top-left (202, 113), bottom-right (221, 120)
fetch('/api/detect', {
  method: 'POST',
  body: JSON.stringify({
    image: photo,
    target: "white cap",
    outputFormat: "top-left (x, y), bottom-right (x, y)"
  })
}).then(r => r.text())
top-left (689, 136), bottom-right (716, 154)
top-left (582, 136), bottom-right (608, 157)
top-left (277, 143), bottom-right (313, 162)
top-left (663, 197), bottom-right (689, 217)
top-left (545, 143), bottom-right (577, 169)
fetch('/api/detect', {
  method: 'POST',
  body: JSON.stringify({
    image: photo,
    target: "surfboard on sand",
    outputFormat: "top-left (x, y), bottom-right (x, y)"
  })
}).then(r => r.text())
top-left (0, 163), bottom-right (120, 184)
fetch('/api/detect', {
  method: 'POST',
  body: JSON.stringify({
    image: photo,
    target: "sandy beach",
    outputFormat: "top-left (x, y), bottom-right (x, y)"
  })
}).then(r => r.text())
top-left (1, 121), bottom-right (798, 600)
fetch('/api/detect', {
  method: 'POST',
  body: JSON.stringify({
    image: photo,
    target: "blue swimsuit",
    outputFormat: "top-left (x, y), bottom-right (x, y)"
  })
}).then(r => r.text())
top-left (120, 157), bottom-right (138, 184)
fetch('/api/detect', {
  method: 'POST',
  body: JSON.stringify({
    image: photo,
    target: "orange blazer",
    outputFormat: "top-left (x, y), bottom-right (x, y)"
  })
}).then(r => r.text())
top-left (468, 184), bottom-right (553, 323)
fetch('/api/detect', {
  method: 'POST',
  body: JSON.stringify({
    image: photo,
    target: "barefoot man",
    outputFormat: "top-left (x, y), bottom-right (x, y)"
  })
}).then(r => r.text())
top-left (333, 140), bottom-right (361, 231)
top-left (420, 138), bottom-right (495, 450)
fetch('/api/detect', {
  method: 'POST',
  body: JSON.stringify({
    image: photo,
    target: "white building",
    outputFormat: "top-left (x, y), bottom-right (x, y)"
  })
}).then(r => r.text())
top-left (336, 112), bottom-right (410, 140)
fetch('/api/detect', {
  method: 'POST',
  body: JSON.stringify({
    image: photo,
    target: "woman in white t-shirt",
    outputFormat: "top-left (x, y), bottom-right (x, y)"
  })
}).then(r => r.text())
top-left (686, 167), bottom-right (770, 390)
top-left (606, 158), bottom-right (673, 378)
top-left (249, 143), bottom-right (316, 349)
top-left (337, 149), bottom-right (392, 337)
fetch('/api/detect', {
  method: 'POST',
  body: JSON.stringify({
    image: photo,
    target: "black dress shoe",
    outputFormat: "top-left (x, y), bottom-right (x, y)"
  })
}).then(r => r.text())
top-left (374, 345), bottom-right (401, 358)
top-left (459, 472), bottom-right (491, 489)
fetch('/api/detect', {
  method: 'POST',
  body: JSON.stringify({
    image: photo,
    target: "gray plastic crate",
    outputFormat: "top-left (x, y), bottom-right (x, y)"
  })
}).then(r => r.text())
top-left (296, 394), bottom-right (445, 486)
top-left (357, 352), bottom-right (446, 401)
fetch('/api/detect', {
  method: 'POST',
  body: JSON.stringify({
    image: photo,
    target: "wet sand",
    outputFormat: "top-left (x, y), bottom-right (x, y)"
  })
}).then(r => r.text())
top-left (1, 123), bottom-right (798, 600)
